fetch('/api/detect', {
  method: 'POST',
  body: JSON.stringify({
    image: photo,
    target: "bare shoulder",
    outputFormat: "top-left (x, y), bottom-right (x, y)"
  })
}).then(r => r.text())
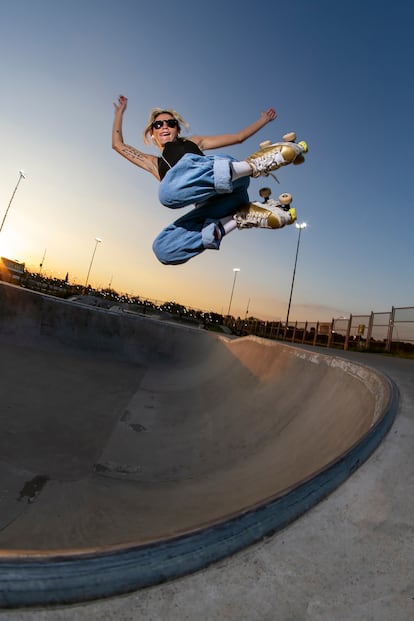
top-left (188, 134), bottom-right (219, 151)
top-left (189, 133), bottom-right (238, 151)
top-left (187, 135), bottom-right (204, 148)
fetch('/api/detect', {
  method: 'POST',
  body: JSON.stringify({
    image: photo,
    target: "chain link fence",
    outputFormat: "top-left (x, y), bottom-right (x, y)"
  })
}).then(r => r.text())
top-left (4, 271), bottom-right (413, 356)
top-left (226, 307), bottom-right (414, 355)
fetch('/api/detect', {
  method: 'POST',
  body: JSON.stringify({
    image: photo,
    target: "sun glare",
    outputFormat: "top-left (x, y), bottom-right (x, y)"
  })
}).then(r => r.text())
top-left (0, 231), bottom-right (22, 262)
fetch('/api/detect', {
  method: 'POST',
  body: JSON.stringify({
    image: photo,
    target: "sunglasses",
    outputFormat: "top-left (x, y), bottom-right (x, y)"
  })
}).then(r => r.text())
top-left (151, 119), bottom-right (179, 130)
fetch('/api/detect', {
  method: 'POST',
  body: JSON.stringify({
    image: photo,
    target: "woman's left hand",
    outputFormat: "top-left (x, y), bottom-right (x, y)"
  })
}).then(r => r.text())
top-left (261, 108), bottom-right (277, 122)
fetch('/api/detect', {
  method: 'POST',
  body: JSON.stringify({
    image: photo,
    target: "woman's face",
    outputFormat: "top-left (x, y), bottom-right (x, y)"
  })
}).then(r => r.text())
top-left (151, 114), bottom-right (179, 147)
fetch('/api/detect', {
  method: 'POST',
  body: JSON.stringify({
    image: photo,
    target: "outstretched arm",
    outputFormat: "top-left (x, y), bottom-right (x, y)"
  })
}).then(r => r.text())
top-left (191, 108), bottom-right (277, 151)
top-left (112, 96), bottom-right (160, 179)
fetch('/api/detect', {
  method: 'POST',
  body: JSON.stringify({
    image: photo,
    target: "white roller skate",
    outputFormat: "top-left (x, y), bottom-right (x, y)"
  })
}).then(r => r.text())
top-left (234, 193), bottom-right (296, 229)
top-left (246, 132), bottom-right (308, 178)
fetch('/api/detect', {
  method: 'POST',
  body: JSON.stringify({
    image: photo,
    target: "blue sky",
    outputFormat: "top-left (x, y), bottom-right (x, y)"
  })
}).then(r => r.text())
top-left (0, 0), bottom-right (412, 321)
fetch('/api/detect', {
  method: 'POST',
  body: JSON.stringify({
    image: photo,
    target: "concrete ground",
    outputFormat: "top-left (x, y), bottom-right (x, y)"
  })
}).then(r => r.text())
top-left (0, 285), bottom-right (413, 620)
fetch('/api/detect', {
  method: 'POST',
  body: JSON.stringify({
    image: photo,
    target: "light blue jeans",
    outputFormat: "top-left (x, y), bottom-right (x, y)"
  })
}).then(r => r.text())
top-left (153, 153), bottom-right (250, 265)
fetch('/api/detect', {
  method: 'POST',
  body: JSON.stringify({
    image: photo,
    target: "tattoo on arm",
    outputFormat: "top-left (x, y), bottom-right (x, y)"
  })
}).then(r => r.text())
top-left (117, 145), bottom-right (158, 177)
top-left (121, 146), bottom-right (145, 161)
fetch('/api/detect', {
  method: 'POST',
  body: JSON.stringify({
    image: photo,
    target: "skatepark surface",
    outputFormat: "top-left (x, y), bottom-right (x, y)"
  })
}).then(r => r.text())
top-left (0, 282), bottom-right (412, 619)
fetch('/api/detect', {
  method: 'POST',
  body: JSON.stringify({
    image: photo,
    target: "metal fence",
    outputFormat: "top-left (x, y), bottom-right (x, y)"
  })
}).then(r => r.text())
top-left (8, 275), bottom-right (414, 356)
top-left (226, 306), bottom-right (414, 355)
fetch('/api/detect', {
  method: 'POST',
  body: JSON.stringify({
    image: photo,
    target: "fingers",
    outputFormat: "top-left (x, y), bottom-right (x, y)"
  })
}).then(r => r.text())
top-left (266, 107), bottom-right (277, 120)
top-left (261, 107), bottom-right (276, 122)
top-left (115, 95), bottom-right (128, 106)
top-left (114, 95), bottom-right (128, 111)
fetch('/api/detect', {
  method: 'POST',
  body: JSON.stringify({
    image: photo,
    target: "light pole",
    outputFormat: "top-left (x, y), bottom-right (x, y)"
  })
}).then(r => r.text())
top-left (0, 170), bottom-right (26, 235)
top-left (227, 267), bottom-right (240, 316)
top-left (39, 248), bottom-right (47, 275)
top-left (85, 237), bottom-right (102, 288)
top-left (245, 297), bottom-right (250, 320)
top-left (285, 222), bottom-right (307, 330)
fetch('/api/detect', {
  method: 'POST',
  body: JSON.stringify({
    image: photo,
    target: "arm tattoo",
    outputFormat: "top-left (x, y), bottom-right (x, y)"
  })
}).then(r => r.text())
top-left (121, 146), bottom-right (145, 161)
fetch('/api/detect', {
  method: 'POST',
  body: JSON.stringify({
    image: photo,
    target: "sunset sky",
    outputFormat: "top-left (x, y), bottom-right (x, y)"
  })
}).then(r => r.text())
top-left (0, 0), bottom-right (412, 321)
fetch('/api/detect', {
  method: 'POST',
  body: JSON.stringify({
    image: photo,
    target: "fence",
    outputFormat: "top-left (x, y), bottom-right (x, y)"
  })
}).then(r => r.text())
top-left (225, 306), bottom-right (414, 355)
top-left (7, 275), bottom-right (414, 356)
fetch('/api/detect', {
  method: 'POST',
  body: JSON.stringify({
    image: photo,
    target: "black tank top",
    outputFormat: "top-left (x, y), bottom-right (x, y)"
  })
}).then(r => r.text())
top-left (158, 138), bottom-right (204, 180)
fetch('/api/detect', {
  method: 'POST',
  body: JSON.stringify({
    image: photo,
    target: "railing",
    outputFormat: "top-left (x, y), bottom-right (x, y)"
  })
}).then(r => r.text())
top-left (225, 306), bottom-right (414, 355)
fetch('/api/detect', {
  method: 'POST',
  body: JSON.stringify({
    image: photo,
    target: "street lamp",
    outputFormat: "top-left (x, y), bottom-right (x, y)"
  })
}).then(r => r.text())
top-left (0, 170), bottom-right (26, 235)
top-left (285, 222), bottom-right (307, 329)
top-left (85, 237), bottom-right (102, 288)
top-left (227, 267), bottom-right (240, 316)
top-left (39, 248), bottom-right (47, 275)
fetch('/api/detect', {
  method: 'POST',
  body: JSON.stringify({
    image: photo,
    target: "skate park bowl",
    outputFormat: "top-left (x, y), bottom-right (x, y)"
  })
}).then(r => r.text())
top-left (0, 283), bottom-right (398, 607)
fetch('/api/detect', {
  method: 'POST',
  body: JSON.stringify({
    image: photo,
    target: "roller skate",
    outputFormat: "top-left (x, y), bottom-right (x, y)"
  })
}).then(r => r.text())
top-left (246, 132), bottom-right (308, 178)
top-left (234, 193), bottom-right (296, 229)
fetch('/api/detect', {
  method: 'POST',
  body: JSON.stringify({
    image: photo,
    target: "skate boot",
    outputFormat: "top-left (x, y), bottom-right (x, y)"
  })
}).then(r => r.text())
top-left (246, 132), bottom-right (308, 178)
top-left (234, 193), bottom-right (296, 229)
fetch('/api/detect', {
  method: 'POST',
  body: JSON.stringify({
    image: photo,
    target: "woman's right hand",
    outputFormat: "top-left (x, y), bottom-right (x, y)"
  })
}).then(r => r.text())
top-left (114, 95), bottom-right (128, 113)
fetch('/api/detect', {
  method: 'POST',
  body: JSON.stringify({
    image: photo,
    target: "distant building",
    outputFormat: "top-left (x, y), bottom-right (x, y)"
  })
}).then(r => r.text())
top-left (318, 322), bottom-right (331, 335)
top-left (0, 256), bottom-right (25, 284)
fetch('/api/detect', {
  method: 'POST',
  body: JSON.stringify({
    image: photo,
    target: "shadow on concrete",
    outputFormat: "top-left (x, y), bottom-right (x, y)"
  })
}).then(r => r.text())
top-left (0, 283), bottom-right (398, 607)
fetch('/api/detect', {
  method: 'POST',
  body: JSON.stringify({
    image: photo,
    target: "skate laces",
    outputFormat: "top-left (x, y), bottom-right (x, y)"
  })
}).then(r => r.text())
top-left (251, 151), bottom-right (284, 175)
top-left (235, 202), bottom-right (283, 227)
top-left (246, 205), bottom-right (272, 227)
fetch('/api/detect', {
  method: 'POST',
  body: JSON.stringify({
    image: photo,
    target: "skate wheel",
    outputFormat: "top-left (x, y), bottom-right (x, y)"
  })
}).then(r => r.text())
top-left (259, 187), bottom-right (272, 200)
top-left (282, 132), bottom-right (296, 142)
top-left (278, 192), bottom-right (292, 205)
top-left (298, 140), bottom-right (308, 153)
top-left (293, 154), bottom-right (305, 165)
top-left (259, 140), bottom-right (272, 149)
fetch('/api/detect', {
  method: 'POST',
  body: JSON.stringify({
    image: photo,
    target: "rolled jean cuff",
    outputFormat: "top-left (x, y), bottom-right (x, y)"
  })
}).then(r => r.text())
top-left (213, 157), bottom-right (234, 194)
top-left (202, 220), bottom-right (221, 250)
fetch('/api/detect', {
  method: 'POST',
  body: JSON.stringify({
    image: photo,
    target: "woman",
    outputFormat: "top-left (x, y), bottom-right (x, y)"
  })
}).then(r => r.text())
top-left (112, 95), bottom-right (304, 265)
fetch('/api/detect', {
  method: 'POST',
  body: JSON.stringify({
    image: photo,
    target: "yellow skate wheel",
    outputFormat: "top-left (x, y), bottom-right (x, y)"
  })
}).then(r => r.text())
top-left (282, 132), bottom-right (296, 142)
top-left (278, 192), bottom-right (292, 205)
top-left (298, 140), bottom-right (308, 153)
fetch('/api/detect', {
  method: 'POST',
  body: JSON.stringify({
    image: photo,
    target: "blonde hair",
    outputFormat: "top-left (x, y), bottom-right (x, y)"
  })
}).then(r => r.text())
top-left (143, 108), bottom-right (190, 144)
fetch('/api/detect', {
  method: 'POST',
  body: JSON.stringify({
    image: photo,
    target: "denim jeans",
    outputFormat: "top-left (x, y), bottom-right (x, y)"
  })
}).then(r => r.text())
top-left (153, 154), bottom-right (250, 265)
